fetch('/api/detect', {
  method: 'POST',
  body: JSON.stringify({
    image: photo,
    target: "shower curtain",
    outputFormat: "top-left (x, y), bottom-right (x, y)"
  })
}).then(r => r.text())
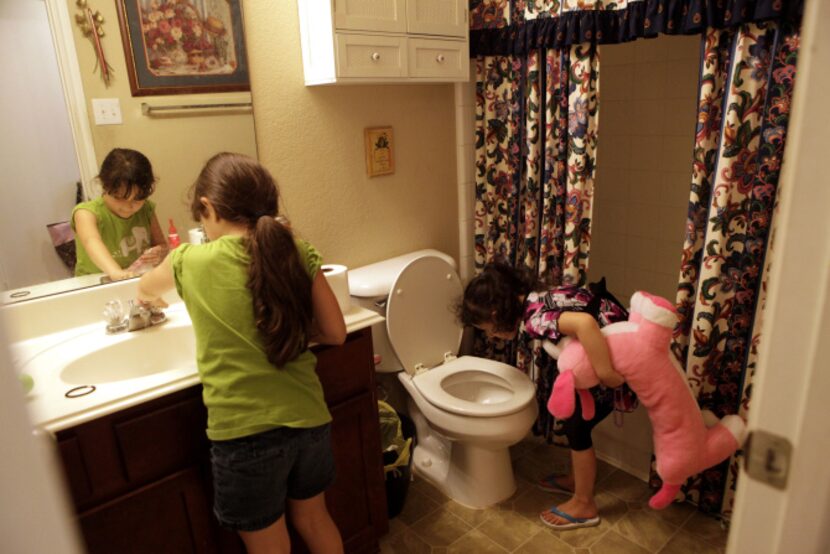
top-left (470, 0), bottom-right (803, 514)
top-left (664, 19), bottom-right (801, 517)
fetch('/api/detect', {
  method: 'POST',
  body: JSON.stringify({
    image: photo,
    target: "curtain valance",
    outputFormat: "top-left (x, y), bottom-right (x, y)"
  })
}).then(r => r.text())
top-left (470, 0), bottom-right (803, 56)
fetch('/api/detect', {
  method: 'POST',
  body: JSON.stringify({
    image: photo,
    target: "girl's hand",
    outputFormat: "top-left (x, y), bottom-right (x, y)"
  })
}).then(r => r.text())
top-left (108, 269), bottom-right (137, 282)
top-left (137, 297), bottom-right (168, 309)
top-left (136, 245), bottom-right (167, 267)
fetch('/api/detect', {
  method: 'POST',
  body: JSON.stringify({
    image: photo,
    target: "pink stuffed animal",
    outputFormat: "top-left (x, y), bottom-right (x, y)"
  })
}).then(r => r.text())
top-left (546, 291), bottom-right (747, 509)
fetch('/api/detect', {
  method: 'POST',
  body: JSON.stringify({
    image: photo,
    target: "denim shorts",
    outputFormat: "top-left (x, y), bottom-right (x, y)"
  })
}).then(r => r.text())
top-left (210, 424), bottom-right (335, 532)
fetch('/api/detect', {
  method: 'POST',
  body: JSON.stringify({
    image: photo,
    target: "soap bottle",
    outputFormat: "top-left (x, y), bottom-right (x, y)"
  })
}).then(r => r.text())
top-left (168, 218), bottom-right (181, 249)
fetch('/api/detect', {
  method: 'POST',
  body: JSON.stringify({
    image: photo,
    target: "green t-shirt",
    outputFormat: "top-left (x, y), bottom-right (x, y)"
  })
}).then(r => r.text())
top-left (170, 235), bottom-right (331, 441)
top-left (71, 197), bottom-right (156, 276)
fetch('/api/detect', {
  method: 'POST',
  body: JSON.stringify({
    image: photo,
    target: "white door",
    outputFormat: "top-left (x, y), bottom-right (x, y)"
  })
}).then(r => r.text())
top-left (727, 0), bottom-right (830, 552)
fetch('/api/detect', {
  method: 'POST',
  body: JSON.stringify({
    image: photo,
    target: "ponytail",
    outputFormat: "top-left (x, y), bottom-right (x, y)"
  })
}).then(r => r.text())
top-left (247, 216), bottom-right (312, 367)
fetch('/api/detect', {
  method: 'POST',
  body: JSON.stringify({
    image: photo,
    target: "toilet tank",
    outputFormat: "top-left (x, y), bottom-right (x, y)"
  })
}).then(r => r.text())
top-left (348, 249), bottom-right (456, 373)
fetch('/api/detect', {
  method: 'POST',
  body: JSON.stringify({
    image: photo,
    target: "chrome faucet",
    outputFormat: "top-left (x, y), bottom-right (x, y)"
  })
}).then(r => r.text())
top-left (103, 300), bottom-right (166, 334)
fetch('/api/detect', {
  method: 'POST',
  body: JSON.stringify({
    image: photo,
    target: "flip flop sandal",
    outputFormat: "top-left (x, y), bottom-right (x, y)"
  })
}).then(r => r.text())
top-left (537, 474), bottom-right (574, 494)
top-left (539, 506), bottom-right (601, 530)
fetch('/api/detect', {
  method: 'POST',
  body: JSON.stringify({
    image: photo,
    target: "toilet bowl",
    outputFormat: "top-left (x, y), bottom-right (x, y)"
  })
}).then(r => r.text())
top-left (349, 251), bottom-right (537, 508)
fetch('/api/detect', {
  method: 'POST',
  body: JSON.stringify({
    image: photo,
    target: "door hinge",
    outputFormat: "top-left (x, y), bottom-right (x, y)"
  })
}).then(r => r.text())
top-left (744, 430), bottom-right (792, 490)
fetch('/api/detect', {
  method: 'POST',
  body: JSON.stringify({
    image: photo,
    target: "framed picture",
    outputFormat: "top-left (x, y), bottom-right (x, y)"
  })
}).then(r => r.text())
top-left (115, 0), bottom-right (250, 96)
top-left (364, 126), bottom-right (395, 177)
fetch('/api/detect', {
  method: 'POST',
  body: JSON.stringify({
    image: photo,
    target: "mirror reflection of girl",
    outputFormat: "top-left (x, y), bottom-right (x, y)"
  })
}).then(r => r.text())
top-left (138, 153), bottom-right (346, 554)
top-left (458, 263), bottom-right (626, 530)
top-left (72, 148), bottom-right (166, 281)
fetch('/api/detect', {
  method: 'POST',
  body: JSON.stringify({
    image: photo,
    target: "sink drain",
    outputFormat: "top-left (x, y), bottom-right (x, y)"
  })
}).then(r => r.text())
top-left (65, 385), bottom-right (96, 398)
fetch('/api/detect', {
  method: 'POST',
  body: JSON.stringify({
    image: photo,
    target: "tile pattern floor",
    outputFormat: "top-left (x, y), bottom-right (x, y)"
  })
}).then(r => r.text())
top-left (380, 436), bottom-right (730, 553)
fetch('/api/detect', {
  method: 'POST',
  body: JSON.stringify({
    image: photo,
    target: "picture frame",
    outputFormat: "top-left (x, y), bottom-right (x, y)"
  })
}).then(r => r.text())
top-left (115, 0), bottom-right (250, 96)
top-left (364, 126), bottom-right (395, 177)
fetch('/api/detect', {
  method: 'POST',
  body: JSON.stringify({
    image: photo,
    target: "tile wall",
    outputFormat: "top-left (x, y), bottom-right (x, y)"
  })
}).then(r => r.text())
top-left (589, 35), bottom-right (702, 303)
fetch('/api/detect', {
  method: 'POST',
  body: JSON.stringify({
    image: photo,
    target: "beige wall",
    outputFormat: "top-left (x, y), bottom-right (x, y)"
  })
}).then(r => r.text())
top-left (67, 0), bottom-right (257, 238)
top-left (590, 35), bottom-right (701, 303)
top-left (241, 2), bottom-right (459, 268)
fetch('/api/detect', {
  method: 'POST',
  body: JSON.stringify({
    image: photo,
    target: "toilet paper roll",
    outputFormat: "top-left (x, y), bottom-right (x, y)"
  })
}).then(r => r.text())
top-left (188, 227), bottom-right (207, 244)
top-left (322, 264), bottom-right (351, 313)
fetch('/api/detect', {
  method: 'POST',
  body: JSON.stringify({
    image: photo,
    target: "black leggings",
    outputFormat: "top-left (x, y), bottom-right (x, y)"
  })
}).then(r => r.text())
top-left (559, 387), bottom-right (614, 451)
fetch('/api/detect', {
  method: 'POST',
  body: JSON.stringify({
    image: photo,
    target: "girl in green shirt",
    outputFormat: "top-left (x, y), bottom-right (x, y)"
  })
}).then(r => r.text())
top-left (138, 153), bottom-right (346, 553)
top-left (72, 148), bottom-right (167, 280)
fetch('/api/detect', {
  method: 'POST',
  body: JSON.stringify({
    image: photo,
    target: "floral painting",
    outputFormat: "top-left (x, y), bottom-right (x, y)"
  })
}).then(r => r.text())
top-left (116, 0), bottom-right (249, 96)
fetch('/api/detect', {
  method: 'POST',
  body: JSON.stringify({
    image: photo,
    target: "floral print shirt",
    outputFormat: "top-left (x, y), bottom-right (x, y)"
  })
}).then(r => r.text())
top-left (522, 285), bottom-right (628, 343)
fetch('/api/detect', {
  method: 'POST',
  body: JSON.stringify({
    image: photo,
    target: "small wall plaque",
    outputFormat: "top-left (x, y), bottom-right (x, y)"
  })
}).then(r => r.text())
top-left (364, 126), bottom-right (394, 177)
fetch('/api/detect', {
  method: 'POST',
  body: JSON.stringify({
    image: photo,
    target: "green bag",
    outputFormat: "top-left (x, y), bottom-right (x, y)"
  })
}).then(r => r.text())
top-left (377, 400), bottom-right (412, 477)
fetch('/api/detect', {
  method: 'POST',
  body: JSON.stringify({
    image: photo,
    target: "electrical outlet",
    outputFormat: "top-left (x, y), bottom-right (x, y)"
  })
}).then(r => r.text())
top-left (91, 98), bottom-right (123, 125)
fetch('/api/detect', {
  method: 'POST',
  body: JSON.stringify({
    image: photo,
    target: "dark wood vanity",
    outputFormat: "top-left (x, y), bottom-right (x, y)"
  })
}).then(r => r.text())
top-left (54, 327), bottom-right (388, 553)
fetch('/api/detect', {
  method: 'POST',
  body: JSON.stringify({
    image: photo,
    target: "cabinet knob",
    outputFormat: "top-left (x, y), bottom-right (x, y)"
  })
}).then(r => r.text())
top-left (436, 54), bottom-right (445, 63)
top-left (371, 52), bottom-right (381, 62)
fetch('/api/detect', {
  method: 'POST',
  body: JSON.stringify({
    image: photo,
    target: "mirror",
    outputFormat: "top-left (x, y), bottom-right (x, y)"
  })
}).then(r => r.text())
top-left (0, 0), bottom-right (257, 304)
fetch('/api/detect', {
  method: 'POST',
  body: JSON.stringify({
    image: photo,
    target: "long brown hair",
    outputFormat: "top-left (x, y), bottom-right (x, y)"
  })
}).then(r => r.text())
top-left (191, 153), bottom-right (312, 367)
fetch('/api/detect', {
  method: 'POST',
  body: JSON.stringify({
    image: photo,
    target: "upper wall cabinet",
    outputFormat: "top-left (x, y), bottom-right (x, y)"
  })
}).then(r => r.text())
top-left (298, 0), bottom-right (469, 85)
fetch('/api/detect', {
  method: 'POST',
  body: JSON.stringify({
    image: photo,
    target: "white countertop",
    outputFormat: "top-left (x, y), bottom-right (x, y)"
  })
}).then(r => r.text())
top-left (12, 303), bottom-right (384, 434)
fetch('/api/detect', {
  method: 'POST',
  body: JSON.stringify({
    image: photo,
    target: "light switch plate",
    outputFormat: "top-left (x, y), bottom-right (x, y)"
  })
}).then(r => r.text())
top-left (91, 98), bottom-right (123, 125)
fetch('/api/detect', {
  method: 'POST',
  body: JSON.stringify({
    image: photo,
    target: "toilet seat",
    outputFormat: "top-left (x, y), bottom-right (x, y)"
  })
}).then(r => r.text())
top-left (412, 356), bottom-right (536, 417)
top-left (386, 255), bottom-right (536, 418)
top-left (385, 256), bottom-right (463, 376)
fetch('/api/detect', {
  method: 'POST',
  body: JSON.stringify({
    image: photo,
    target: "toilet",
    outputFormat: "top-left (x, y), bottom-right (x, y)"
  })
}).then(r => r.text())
top-left (349, 250), bottom-right (538, 509)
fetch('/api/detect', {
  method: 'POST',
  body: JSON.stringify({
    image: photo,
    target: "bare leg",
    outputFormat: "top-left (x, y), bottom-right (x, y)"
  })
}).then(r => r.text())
top-left (288, 493), bottom-right (343, 554)
top-left (541, 447), bottom-right (599, 525)
top-left (238, 515), bottom-right (290, 554)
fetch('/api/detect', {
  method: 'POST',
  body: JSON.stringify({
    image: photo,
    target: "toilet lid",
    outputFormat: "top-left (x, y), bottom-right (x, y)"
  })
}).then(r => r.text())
top-left (386, 255), bottom-right (463, 376)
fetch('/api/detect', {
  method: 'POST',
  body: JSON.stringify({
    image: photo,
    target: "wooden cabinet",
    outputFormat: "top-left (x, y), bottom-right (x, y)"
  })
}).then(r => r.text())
top-left (55, 327), bottom-right (387, 553)
top-left (298, 0), bottom-right (469, 85)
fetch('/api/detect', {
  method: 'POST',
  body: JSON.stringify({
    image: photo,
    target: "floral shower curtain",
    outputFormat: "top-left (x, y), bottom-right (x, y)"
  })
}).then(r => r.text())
top-left (472, 2), bottom-right (599, 439)
top-left (664, 19), bottom-right (801, 517)
top-left (470, 0), bottom-right (803, 514)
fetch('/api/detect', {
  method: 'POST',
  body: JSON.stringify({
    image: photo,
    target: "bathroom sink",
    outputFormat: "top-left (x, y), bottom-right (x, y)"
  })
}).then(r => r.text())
top-left (60, 324), bottom-right (196, 385)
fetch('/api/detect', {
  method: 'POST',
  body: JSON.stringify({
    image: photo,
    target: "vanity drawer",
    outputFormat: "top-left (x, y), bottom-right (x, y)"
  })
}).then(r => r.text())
top-left (113, 395), bottom-right (208, 484)
top-left (314, 328), bottom-right (374, 405)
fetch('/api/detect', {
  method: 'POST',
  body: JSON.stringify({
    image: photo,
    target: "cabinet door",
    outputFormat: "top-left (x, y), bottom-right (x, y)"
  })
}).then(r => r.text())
top-left (327, 391), bottom-right (388, 553)
top-left (406, 0), bottom-right (467, 38)
top-left (78, 467), bottom-right (216, 554)
top-left (335, 0), bottom-right (407, 33)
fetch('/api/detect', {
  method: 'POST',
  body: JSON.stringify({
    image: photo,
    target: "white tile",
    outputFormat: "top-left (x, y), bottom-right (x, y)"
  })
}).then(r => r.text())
top-left (626, 202), bottom-right (662, 239)
top-left (599, 133), bottom-right (634, 170)
top-left (663, 34), bottom-right (702, 62)
top-left (598, 99), bottom-right (631, 137)
top-left (662, 98), bottom-right (698, 137)
top-left (592, 231), bottom-right (627, 266)
top-left (625, 235), bottom-right (659, 272)
top-left (629, 136), bottom-right (664, 170)
top-left (664, 59), bottom-right (701, 99)
top-left (658, 205), bottom-right (688, 243)
top-left (632, 61), bottom-right (668, 100)
top-left (600, 42), bottom-right (635, 66)
top-left (595, 167), bottom-right (629, 205)
top-left (627, 169), bottom-right (663, 204)
top-left (634, 37), bottom-right (667, 63)
top-left (656, 238), bottom-right (684, 276)
top-left (629, 99), bottom-right (665, 136)
top-left (600, 64), bottom-right (634, 101)
top-left (659, 135), bottom-right (695, 172)
top-left (456, 144), bottom-right (475, 185)
top-left (658, 171), bottom-right (692, 208)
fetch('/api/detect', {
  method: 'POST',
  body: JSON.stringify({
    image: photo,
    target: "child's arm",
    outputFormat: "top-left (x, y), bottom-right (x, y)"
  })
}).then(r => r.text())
top-left (558, 311), bottom-right (624, 388)
top-left (74, 209), bottom-right (134, 281)
top-left (308, 270), bottom-right (346, 345)
top-left (137, 254), bottom-right (174, 306)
